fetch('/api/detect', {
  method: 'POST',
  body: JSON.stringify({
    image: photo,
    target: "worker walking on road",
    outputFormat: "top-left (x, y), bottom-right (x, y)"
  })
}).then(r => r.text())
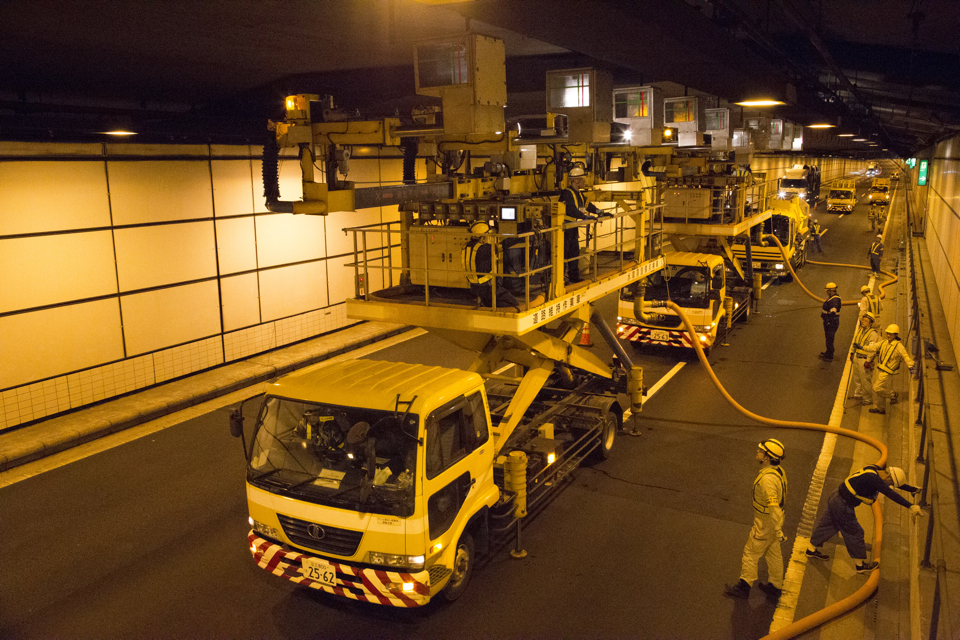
top-left (848, 312), bottom-right (879, 404)
top-left (820, 283), bottom-right (841, 361)
top-left (864, 324), bottom-right (915, 415)
top-left (560, 166), bottom-right (602, 284)
top-left (858, 285), bottom-right (881, 320)
top-left (806, 466), bottom-right (921, 573)
top-left (868, 235), bottom-right (884, 275)
top-left (810, 219), bottom-right (823, 253)
top-left (725, 439), bottom-right (788, 602)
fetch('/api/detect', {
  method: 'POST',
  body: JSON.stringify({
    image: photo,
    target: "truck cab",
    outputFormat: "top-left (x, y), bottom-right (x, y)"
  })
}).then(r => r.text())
top-left (242, 359), bottom-right (500, 607)
top-left (617, 252), bottom-right (749, 356)
top-left (778, 164), bottom-right (820, 205)
top-left (732, 196), bottom-right (809, 277)
top-left (826, 179), bottom-right (857, 213)
top-left (868, 178), bottom-right (891, 207)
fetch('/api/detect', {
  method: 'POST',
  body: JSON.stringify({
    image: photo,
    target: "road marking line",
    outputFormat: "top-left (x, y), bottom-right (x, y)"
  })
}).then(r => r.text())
top-left (769, 355), bottom-right (852, 632)
top-left (620, 362), bottom-right (685, 423)
top-left (0, 329), bottom-right (427, 487)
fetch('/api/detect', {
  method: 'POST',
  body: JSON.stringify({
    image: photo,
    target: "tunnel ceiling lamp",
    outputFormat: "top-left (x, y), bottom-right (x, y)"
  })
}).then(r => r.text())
top-left (838, 133), bottom-right (855, 137)
top-left (734, 99), bottom-right (785, 107)
top-left (807, 123), bottom-right (835, 129)
top-left (103, 130), bottom-right (137, 136)
top-left (853, 137), bottom-right (868, 142)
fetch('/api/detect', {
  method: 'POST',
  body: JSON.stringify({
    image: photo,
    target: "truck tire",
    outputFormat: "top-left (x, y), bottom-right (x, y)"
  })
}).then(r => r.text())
top-left (590, 410), bottom-right (617, 461)
top-left (440, 532), bottom-right (474, 603)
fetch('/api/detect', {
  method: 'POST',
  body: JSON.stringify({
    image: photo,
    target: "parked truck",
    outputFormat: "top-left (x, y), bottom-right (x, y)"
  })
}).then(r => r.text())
top-left (234, 354), bottom-right (631, 606)
top-left (617, 251), bottom-right (751, 356)
top-left (778, 164), bottom-right (821, 205)
top-left (732, 196), bottom-right (810, 277)
top-left (826, 179), bottom-right (857, 213)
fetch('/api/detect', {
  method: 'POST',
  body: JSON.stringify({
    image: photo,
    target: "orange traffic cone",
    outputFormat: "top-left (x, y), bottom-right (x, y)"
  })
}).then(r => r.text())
top-left (580, 323), bottom-right (593, 347)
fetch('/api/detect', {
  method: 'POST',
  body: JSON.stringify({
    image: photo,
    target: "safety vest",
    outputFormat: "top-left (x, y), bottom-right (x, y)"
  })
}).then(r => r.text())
top-left (876, 338), bottom-right (904, 374)
top-left (865, 293), bottom-right (880, 316)
top-left (461, 239), bottom-right (492, 285)
top-left (811, 222), bottom-right (822, 236)
top-left (562, 187), bottom-right (587, 222)
top-left (852, 325), bottom-right (878, 357)
top-left (752, 466), bottom-right (787, 515)
top-left (844, 466), bottom-right (881, 504)
top-left (870, 241), bottom-right (884, 256)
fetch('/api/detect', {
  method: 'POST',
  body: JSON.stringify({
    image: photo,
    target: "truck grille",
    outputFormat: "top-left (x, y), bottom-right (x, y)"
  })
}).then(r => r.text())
top-left (277, 513), bottom-right (363, 556)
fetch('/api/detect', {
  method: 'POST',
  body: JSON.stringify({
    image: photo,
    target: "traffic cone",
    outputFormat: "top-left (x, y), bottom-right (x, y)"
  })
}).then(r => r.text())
top-left (580, 323), bottom-right (593, 347)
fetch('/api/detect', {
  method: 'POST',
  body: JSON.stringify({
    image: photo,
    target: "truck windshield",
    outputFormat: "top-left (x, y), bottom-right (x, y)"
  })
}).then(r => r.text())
top-left (870, 186), bottom-right (889, 193)
top-left (631, 265), bottom-right (712, 309)
top-left (248, 396), bottom-right (418, 517)
top-left (780, 178), bottom-right (807, 188)
top-left (829, 189), bottom-right (854, 199)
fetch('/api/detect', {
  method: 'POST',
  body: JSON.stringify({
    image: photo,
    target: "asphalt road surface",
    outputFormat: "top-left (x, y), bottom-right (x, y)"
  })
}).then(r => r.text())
top-left (0, 175), bottom-right (894, 639)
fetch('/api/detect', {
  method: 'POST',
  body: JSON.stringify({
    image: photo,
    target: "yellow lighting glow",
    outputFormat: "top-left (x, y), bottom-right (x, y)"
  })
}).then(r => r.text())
top-left (547, 452), bottom-right (557, 465)
top-left (663, 128), bottom-right (673, 138)
top-left (807, 124), bottom-right (835, 129)
top-left (838, 133), bottom-right (855, 137)
top-left (402, 582), bottom-right (415, 593)
top-left (735, 100), bottom-right (785, 107)
top-left (104, 130), bottom-right (137, 136)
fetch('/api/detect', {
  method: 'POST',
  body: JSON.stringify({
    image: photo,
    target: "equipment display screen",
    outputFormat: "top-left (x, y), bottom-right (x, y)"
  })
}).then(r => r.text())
top-left (501, 206), bottom-right (517, 221)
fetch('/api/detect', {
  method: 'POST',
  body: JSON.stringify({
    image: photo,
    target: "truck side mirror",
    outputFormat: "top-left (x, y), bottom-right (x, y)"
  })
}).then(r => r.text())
top-left (229, 409), bottom-right (244, 438)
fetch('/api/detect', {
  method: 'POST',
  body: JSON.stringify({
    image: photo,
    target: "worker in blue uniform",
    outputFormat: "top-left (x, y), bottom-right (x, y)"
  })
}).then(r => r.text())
top-left (869, 235), bottom-right (884, 275)
top-left (820, 282), bottom-right (841, 361)
top-left (560, 166), bottom-right (602, 284)
top-left (725, 439), bottom-right (787, 602)
top-left (806, 465), bottom-right (921, 573)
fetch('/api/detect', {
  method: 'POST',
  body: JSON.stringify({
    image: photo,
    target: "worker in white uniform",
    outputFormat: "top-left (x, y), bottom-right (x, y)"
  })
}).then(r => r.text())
top-left (848, 312), bottom-right (880, 405)
top-left (865, 324), bottom-right (915, 415)
top-left (858, 285), bottom-right (881, 320)
top-left (725, 439), bottom-right (787, 602)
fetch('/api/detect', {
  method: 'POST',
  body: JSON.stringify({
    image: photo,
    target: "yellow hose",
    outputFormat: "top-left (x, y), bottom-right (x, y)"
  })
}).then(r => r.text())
top-left (663, 300), bottom-right (886, 638)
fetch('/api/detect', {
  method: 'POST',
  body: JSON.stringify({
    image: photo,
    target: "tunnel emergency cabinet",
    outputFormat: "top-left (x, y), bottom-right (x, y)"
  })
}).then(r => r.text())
top-left (237, 32), bottom-right (665, 607)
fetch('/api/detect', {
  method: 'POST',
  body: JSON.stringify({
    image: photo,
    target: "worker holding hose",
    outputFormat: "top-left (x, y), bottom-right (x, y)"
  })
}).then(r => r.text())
top-left (725, 439), bottom-right (787, 602)
top-left (848, 312), bottom-right (880, 405)
top-left (864, 324), bottom-right (915, 415)
top-left (806, 465), bottom-right (921, 573)
top-left (819, 283), bottom-right (842, 361)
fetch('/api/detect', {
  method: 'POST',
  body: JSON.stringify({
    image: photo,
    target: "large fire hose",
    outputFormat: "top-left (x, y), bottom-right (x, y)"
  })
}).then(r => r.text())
top-left (652, 229), bottom-right (903, 638)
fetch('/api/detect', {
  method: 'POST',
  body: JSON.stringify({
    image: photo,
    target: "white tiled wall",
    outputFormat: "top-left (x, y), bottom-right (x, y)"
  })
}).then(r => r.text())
top-left (0, 141), bottom-right (399, 431)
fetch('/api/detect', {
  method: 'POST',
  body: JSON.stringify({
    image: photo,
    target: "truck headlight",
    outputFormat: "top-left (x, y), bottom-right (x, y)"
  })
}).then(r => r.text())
top-left (775, 263), bottom-right (784, 270)
top-left (249, 517), bottom-right (282, 540)
top-left (778, 191), bottom-right (787, 199)
top-left (694, 325), bottom-right (710, 332)
top-left (366, 551), bottom-right (425, 571)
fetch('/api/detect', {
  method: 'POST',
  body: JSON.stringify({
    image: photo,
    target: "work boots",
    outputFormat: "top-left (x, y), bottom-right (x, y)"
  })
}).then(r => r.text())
top-left (724, 579), bottom-right (751, 599)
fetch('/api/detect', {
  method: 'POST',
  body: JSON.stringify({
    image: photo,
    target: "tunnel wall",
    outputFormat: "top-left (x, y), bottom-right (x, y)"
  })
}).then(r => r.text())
top-left (0, 143), bottom-right (851, 430)
top-left (0, 142), bottom-right (409, 431)
top-left (919, 135), bottom-right (960, 366)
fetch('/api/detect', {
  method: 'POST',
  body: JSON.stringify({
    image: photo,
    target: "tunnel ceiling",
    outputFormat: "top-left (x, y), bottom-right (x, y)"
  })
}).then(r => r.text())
top-left (1, 0), bottom-right (958, 158)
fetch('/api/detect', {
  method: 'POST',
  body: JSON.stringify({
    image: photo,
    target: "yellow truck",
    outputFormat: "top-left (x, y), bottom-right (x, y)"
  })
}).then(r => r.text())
top-left (826, 179), bottom-right (857, 213)
top-left (731, 196), bottom-right (810, 277)
top-left (233, 355), bottom-right (628, 606)
top-left (617, 251), bottom-right (751, 356)
top-left (868, 178), bottom-right (891, 206)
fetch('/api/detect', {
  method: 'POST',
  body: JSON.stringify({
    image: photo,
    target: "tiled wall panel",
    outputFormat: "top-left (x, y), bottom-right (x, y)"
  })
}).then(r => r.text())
top-left (0, 161), bottom-right (111, 234)
top-left (215, 217), bottom-right (258, 275)
top-left (220, 272), bottom-right (261, 331)
top-left (108, 160), bottom-right (214, 224)
top-left (211, 159), bottom-right (255, 217)
top-left (258, 261), bottom-right (328, 322)
top-left (121, 281), bottom-right (222, 356)
top-left (114, 221), bottom-right (217, 291)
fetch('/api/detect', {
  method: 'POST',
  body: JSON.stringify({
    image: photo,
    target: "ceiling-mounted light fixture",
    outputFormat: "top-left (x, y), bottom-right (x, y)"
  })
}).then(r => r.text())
top-left (734, 99), bottom-right (785, 107)
top-left (807, 123), bottom-right (835, 129)
top-left (103, 130), bottom-right (137, 136)
top-left (838, 133), bottom-right (855, 137)
top-left (853, 138), bottom-right (867, 142)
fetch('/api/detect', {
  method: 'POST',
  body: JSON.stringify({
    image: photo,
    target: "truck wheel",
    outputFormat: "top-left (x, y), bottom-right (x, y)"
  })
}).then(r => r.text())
top-left (591, 411), bottom-right (617, 460)
top-left (440, 532), bottom-right (474, 603)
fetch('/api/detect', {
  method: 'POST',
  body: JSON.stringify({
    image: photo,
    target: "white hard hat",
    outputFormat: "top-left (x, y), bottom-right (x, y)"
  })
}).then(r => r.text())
top-left (470, 222), bottom-right (490, 235)
top-left (759, 439), bottom-right (785, 462)
top-left (861, 285), bottom-right (870, 293)
top-left (877, 234), bottom-right (883, 239)
top-left (569, 166), bottom-right (586, 178)
top-left (887, 466), bottom-right (906, 488)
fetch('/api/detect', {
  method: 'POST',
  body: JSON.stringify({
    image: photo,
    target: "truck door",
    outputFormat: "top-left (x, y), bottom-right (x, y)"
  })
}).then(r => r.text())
top-left (423, 392), bottom-right (490, 544)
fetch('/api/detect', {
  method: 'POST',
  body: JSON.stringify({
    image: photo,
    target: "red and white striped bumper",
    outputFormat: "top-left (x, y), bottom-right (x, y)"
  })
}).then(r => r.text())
top-left (248, 531), bottom-right (432, 607)
top-left (617, 324), bottom-right (701, 349)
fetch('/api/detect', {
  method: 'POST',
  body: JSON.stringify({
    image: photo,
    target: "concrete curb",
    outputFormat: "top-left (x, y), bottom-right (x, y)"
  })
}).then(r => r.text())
top-left (0, 322), bottom-right (413, 473)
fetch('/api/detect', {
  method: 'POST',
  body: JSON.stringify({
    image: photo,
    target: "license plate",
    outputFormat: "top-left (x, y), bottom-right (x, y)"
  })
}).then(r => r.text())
top-left (301, 557), bottom-right (337, 586)
top-left (752, 262), bottom-right (762, 269)
top-left (650, 330), bottom-right (670, 342)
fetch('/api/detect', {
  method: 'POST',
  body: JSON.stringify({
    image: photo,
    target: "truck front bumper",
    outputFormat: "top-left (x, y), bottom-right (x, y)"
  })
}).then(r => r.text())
top-left (248, 531), bottom-right (433, 607)
top-left (617, 323), bottom-right (711, 350)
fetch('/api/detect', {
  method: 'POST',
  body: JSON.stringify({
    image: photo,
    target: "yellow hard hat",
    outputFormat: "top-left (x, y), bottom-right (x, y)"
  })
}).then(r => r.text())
top-left (470, 222), bottom-right (490, 235)
top-left (569, 166), bottom-right (586, 178)
top-left (862, 312), bottom-right (876, 322)
top-left (886, 324), bottom-right (900, 334)
top-left (825, 282), bottom-right (837, 290)
top-left (861, 285), bottom-right (870, 293)
top-left (759, 439), bottom-right (785, 462)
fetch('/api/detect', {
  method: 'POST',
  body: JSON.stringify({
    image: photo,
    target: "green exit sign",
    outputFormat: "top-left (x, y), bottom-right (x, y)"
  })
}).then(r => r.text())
top-left (918, 159), bottom-right (929, 186)
top-left (907, 158), bottom-right (917, 168)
